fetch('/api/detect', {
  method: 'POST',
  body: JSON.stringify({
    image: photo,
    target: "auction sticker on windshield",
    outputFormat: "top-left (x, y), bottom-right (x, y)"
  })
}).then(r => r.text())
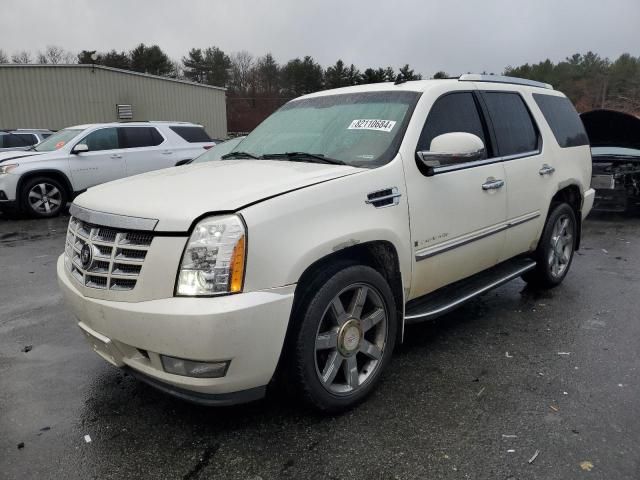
top-left (348, 119), bottom-right (397, 132)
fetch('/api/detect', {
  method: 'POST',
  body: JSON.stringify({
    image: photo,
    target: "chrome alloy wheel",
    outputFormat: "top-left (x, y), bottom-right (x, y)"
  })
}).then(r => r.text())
top-left (28, 182), bottom-right (62, 214)
top-left (548, 213), bottom-right (574, 278)
top-left (314, 283), bottom-right (388, 395)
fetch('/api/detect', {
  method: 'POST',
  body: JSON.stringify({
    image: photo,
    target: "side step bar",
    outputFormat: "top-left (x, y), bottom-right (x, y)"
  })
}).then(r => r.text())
top-left (404, 257), bottom-right (536, 324)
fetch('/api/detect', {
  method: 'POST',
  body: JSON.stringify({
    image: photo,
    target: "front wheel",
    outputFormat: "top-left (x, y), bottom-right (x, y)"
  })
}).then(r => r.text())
top-left (523, 202), bottom-right (577, 288)
top-left (21, 177), bottom-right (67, 218)
top-left (291, 264), bottom-right (397, 413)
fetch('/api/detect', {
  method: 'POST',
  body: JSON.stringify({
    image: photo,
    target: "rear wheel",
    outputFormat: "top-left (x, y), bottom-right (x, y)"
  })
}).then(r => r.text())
top-left (523, 202), bottom-right (577, 288)
top-left (291, 264), bottom-right (397, 412)
top-left (21, 177), bottom-right (67, 218)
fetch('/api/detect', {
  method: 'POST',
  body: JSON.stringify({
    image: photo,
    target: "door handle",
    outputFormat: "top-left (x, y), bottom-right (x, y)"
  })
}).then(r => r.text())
top-left (162, 150), bottom-right (173, 155)
top-left (110, 154), bottom-right (122, 159)
top-left (482, 178), bottom-right (505, 190)
top-left (539, 164), bottom-right (555, 176)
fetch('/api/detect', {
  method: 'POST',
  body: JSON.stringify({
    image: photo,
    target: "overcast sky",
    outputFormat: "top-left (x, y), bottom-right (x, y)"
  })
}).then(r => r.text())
top-left (2, 0), bottom-right (638, 75)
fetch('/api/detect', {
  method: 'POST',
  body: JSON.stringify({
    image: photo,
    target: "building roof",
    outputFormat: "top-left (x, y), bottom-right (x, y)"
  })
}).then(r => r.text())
top-left (0, 64), bottom-right (226, 92)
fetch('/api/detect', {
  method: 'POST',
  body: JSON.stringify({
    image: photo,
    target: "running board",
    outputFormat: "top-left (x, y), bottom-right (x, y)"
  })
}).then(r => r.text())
top-left (404, 257), bottom-right (536, 324)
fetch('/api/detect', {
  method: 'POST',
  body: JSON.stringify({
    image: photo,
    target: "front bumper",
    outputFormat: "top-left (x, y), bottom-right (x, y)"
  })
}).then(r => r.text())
top-left (582, 188), bottom-right (596, 219)
top-left (57, 255), bottom-right (295, 403)
top-left (0, 173), bottom-right (18, 203)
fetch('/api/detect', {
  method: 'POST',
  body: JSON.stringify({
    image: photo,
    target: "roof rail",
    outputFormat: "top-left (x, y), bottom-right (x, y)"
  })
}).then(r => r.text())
top-left (459, 74), bottom-right (553, 90)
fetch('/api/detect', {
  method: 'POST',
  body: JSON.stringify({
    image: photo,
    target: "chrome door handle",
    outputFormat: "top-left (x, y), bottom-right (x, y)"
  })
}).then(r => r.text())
top-left (539, 164), bottom-right (555, 176)
top-left (482, 178), bottom-right (505, 190)
top-left (110, 154), bottom-right (122, 159)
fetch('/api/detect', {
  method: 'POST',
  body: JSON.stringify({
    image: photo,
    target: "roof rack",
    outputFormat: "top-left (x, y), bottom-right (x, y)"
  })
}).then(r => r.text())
top-left (459, 74), bottom-right (553, 90)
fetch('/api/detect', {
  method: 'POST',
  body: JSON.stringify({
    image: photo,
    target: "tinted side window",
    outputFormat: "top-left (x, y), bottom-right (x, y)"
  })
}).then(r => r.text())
top-left (418, 92), bottom-right (488, 159)
top-left (14, 134), bottom-right (38, 146)
top-left (533, 94), bottom-right (589, 148)
top-left (170, 126), bottom-right (212, 143)
top-left (3, 134), bottom-right (37, 147)
top-left (81, 128), bottom-right (119, 151)
top-left (120, 127), bottom-right (164, 148)
top-left (482, 92), bottom-right (539, 156)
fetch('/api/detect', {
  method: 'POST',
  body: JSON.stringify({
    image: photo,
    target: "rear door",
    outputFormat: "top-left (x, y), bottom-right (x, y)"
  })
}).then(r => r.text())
top-left (406, 90), bottom-right (507, 297)
top-left (119, 126), bottom-right (167, 176)
top-left (167, 125), bottom-right (215, 161)
top-left (69, 127), bottom-right (126, 190)
top-left (478, 90), bottom-right (548, 261)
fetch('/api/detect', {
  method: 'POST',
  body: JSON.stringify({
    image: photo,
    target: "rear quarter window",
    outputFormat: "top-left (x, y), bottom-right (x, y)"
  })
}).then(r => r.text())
top-left (170, 126), bottom-right (212, 143)
top-left (533, 94), bottom-right (589, 148)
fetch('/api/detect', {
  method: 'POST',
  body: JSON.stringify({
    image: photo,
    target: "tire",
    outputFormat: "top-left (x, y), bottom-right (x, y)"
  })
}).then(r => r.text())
top-left (21, 176), bottom-right (67, 218)
top-left (523, 202), bottom-right (577, 288)
top-left (291, 263), bottom-right (397, 413)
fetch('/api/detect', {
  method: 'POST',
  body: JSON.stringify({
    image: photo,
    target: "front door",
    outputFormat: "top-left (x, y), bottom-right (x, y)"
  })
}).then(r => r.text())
top-left (405, 91), bottom-right (507, 299)
top-left (69, 127), bottom-right (126, 191)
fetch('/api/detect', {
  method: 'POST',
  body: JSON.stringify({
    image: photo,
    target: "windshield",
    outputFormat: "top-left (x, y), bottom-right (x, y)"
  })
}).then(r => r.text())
top-left (34, 129), bottom-right (83, 152)
top-left (192, 137), bottom-right (245, 163)
top-left (229, 91), bottom-right (421, 167)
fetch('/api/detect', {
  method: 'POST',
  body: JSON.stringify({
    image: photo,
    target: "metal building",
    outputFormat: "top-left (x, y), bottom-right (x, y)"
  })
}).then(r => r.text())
top-left (0, 64), bottom-right (227, 138)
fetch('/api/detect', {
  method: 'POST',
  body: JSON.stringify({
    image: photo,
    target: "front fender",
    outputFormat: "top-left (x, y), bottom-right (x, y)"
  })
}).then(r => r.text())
top-left (239, 162), bottom-right (411, 293)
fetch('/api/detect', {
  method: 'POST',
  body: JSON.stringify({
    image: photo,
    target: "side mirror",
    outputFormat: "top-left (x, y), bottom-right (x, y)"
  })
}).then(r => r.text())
top-left (72, 144), bottom-right (89, 154)
top-left (416, 132), bottom-right (485, 176)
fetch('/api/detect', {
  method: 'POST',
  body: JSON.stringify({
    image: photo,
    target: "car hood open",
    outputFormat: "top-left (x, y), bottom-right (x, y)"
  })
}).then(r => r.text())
top-left (74, 160), bottom-right (363, 231)
top-left (580, 109), bottom-right (640, 150)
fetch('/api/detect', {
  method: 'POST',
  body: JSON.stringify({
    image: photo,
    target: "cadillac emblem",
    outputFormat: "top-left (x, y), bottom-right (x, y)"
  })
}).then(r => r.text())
top-left (80, 243), bottom-right (93, 269)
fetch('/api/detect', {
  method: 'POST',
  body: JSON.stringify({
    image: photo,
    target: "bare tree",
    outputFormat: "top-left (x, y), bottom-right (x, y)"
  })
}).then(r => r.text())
top-left (230, 50), bottom-right (254, 93)
top-left (0, 49), bottom-right (8, 63)
top-left (11, 50), bottom-right (32, 64)
top-left (38, 45), bottom-right (76, 64)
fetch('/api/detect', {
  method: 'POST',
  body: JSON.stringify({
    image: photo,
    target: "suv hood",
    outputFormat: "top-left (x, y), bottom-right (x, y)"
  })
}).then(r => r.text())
top-left (74, 160), bottom-right (363, 231)
top-left (581, 109), bottom-right (640, 150)
top-left (0, 150), bottom-right (47, 164)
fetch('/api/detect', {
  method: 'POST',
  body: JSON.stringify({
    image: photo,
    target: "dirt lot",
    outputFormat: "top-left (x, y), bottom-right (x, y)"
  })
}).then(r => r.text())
top-left (1, 212), bottom-right (638, 479)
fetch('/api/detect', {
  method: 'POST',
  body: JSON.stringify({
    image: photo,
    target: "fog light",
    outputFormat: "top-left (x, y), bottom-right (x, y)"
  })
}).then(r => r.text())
top-left (160, 355), bottom-right (230, 378)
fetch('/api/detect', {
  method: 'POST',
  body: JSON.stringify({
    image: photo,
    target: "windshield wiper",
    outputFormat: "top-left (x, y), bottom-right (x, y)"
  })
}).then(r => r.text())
top-left (220, 151), bottom-right (261, 160)
top-left (262, 152), bottom-right (346, 165)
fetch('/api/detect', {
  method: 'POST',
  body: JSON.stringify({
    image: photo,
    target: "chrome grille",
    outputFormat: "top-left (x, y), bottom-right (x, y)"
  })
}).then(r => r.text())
top-left (64, 216), bottom-right (154, 291)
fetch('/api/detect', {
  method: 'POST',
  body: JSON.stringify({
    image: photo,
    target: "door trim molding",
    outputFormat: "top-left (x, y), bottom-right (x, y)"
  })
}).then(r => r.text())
top-left (414, 211), bottom-right (540, 261)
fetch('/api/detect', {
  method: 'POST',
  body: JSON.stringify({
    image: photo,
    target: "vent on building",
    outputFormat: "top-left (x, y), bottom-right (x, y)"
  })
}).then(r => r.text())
top-left (116, 104), bottom-right (133, 120)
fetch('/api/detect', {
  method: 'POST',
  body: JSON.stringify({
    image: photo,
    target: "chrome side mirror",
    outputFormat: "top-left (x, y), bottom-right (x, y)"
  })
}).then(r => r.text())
top-left (416, 132), bottom-right (485, 176)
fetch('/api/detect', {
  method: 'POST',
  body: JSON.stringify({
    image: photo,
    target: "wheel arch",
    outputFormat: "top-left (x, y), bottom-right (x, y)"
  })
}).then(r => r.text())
top-left (17, 169), bottom-right (74, 203)
top-left (549, 183), bottom-right (583, 250)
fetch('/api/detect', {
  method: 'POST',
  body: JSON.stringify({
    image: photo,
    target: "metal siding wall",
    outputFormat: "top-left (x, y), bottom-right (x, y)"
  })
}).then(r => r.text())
top-left (0, 66), bottom-right (227, 137)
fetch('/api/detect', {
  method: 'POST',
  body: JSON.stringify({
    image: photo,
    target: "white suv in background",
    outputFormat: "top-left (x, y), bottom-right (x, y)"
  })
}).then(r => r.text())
top-left (0, 129), bottom-right (53, 151)
top-left (0, 121), bottom-right (215, 217)
top-left (58, 76), bottom-right (595, 412)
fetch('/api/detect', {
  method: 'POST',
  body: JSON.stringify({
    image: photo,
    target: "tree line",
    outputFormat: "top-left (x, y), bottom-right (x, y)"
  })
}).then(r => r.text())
top-left (1, 44), bottom-right (638, 130)
top-left (505, 52), bottom-right (640, 115)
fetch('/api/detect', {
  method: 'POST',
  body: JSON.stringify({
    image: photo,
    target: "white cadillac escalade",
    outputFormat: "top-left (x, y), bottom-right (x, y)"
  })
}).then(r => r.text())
top-left (57, 75), bottom-right (595, 412)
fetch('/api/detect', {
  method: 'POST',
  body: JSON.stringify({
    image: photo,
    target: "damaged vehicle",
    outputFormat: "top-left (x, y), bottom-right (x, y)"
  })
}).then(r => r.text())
top-left (581, 109), bottom-right (640, 212)
top-left (57, 75), bottom-right (594, 412)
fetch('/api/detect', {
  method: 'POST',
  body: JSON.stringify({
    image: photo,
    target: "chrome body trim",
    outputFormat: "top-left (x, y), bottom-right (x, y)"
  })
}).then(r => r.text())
top-left (415, 211), bottom-right (541, 261)
top-left (365, 187), bottom-right (401, 208)
top-left (404, 260), bottom-right (537, 322)
top-left (428, 150), bottom-right (540, 175)
top-left (459, 74), bottom-right (553, 90)
top-left (70, 204), bottom-right (158, 231)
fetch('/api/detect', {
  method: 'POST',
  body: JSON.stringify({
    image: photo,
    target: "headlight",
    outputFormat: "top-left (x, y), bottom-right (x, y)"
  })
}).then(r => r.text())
top-left (176, 214), bottom-right (246, 296)
top-left (0, 163), bottom-right (19, 174)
